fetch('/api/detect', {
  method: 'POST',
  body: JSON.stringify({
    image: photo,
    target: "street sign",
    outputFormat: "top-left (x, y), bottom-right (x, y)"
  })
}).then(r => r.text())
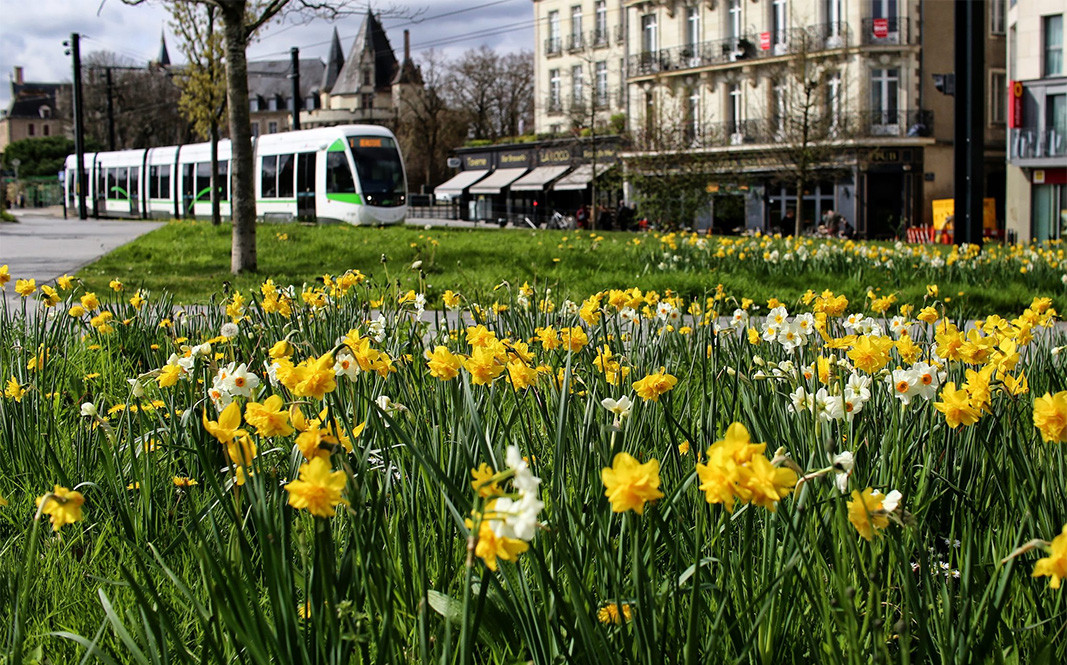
top-left (873, 18), bottom-right (889, 39)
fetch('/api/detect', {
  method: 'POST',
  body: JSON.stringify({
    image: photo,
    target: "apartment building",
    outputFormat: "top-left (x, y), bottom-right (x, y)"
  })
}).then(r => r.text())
top-left (527, 0), bottom-right (1008, 235)
top-left (1006, 0), bottom-right (1065, 242)
top-left (534, 0), bottom-right (630, 134)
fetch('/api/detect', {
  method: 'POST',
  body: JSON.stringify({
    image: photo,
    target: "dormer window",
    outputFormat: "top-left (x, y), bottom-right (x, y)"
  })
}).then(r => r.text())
top-left (363, 69), bottom-right (372, 87)
top-left (39, 106), bottom-right (52, 119)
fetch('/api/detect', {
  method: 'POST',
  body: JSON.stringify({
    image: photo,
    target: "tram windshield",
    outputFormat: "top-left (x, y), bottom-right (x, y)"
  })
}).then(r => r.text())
top-left (347, 135), bottom-right (405, 207)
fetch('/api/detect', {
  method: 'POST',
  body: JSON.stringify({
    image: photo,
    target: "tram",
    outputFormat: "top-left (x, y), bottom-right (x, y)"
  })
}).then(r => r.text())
top-left (63, 125), bottom-right (407, 226)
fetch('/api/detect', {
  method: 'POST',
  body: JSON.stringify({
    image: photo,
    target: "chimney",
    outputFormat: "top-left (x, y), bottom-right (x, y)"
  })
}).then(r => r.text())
top-left (404, 30), bottom-right (410, 61)
top-left (14, 66), bottom-right (23, 85)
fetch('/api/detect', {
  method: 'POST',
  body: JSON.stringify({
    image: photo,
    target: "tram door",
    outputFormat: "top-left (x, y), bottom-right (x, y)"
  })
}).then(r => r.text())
top-left (296, 152), bottom-right (316, 222)
top-left (182, 163), bottom-right (196, 218)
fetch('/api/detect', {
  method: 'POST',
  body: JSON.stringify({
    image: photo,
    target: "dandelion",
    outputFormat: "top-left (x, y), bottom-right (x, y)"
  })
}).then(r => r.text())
top-left (284, 457), bottom-right (348, 518)
top-left (220, 322), bottom-right (239, 338)
top-left (36, 485), bottom-right (85, 531)
top-left (601, 452), bottom-right (665, 515)
top-left (172, 476), bottom-right (198, 487)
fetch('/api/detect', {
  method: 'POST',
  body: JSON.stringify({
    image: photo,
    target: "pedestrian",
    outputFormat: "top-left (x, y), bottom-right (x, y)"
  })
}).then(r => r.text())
top-left (576, 204), bottom-right (589, 229)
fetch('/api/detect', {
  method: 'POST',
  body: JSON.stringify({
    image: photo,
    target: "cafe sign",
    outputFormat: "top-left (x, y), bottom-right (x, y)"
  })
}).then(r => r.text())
top-left (462, 153), bottom-right (491, 170)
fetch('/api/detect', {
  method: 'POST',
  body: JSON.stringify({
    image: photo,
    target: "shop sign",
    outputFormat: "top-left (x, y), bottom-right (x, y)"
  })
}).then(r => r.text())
top-left (759, 32), bottom-right (771, 50)
top-left (872, 18), bottom-right (889, 39)
top-left (1009, 80), bottom-right (1024, 129)
top-left (869, 149), bottom-right (901, 163)
top-left (463, 154), bottom-right (491, 169)
top-left (580, 145), bottom-right (618, 162)
top-left (1034, 170), bottom-right (1045, 184)
top-left (538, 147), bottom-right (572, 165)
top-left (498, 151), bottom-right (531, 167)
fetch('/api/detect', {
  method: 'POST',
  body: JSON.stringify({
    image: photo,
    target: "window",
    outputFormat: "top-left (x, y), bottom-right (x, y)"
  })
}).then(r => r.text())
top-left (572, 65), bottom-right (584, 104)
top-left (826, 0), bottom-right (843, 41)
top-left (326, 151), bottom-right (355, 194)
top-left (1045, 14), bottom-right (1063, 77)
top-left (251, 122), bottom-right (260, 137)
top-left (277, 154), bottom-right (295, 198)
top-left (728, 84), bottom-right (742, 135)
top-left (827, 72), bottom-right (842, 134)
top-left (361, 93), bottom-right (374, 110)
top-left (548, 10), bottom-right (561, 54)
top-left (1049, 93), bottom-right (1066, 135)
top-left (871, 68), bottom-right (900, 129)
top-left (549, 69), bottom-right (562, 111)
top-left (686, 89), bottom-right (700, 143)
top-left (261, 155), bottom-right (278, 198)
top-left (642, 14), bottom-right (658, 53)
top-left (268, 121), bottom-right (278, 134)
top-left (28, 123), bottom-right (34, 136)
top-left (43, 124), bottom-right (49, 137)
top-left (772, 80), bottom-right (787, 135)
top-left (571, 5), bottom-right (583, 50)
top-left (728, 0), bottom-right (742, 41)
top-left (990, 70), bottom-right (1006, 125)
top-left (871, 0), bottom-right (897, 19)
top-left (363, 69), bottom-right (372, 87)
top-left (595, 1), bottom-right (608, 44)
top-left (686, 7), bottom-right (701, 47)
top-left (595, 61), bottom-right (608, 106)
top-left (772, 0), bottom-right (788, 48)
top-left (196, 162), bottom-right (211, 203)
top-left (990, 0), bottom-right (1005, 35)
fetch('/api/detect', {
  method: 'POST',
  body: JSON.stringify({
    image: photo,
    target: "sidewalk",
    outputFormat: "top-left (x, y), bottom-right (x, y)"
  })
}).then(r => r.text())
top-left (1, 207), bottom-right (164, 302)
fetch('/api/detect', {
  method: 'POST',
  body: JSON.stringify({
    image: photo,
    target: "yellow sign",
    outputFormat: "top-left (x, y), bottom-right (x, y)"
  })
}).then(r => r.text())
top-left (931, 199), bottom-right (997, 232)
top-left (706, 183), bottom-right (719, 193)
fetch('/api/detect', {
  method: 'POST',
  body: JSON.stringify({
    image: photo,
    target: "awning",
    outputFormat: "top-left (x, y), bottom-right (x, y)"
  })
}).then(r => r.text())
top-left (552, 164), bottom-right (614, 191)
top-left (434, 169), bottom-right (490, 200)
top-left (509, 165), bottom-right (572, 191)
top-left (468, 168), bottom-right (528, 195)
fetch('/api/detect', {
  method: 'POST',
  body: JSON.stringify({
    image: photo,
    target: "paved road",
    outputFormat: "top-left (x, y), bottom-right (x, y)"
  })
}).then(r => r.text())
top-left (1, 207), bottom-right (164, 288)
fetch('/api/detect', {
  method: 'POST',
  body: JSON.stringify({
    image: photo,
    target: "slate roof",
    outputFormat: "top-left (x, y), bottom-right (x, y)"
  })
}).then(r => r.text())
top-left (322, 28), bottom-right (345, 93)
top-left (5, 82), bottom-right (65, 119)
top-left (247, 58), bottom-right (325, 105)
top-left (331, 10), bottom-right (398, 95)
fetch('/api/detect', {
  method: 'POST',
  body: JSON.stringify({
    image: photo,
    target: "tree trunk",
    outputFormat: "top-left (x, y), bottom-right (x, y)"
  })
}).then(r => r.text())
top-left (220, 1), bottom-right (256, 274)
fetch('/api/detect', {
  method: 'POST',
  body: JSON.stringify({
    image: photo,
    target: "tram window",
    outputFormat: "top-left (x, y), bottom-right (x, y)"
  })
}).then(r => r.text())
top-left (98, 170), bottom-right (107, 199)
top-left (261, 155), bottom-right (278, 198)
top-left (326, 152), bottom-right (356, 194)
top-left (277, 154), bottom-right (295, 198)
top-left (149, 166), bottom-right (159, 199)
top-left (218, 161), bottom-right (229, 200)
top-left (195, 163), bottom-right (212, 203)
top-left (129, 169), bottom-right (139, 200)
top-left (160, 165), bottom-right (171, 199)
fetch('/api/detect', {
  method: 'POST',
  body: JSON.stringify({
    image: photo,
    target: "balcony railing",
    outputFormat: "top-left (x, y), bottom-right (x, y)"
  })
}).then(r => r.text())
top-left (568, 34), bottom-right (584, 52)
top-left (615, 24), bottom-right (626, 45)
top-left (546, 96), bottom-right (563, 114)
top-left (1011, 128), bottom-right (1067, 160)
top-left (634, 110), bottom-right (934, 151)
top-left (860, 17), bottom-right (912, 46)
top-left (627, 25), bottom-right (851, 77)
top-left (592, 28), bottom-right (610, 48)
top-left (545, 38), bottom-right (562, 56)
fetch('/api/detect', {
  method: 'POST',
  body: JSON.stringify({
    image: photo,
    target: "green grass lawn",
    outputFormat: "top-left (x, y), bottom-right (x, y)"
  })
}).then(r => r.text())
top-left (75, 220), bottom-right (1067, 316)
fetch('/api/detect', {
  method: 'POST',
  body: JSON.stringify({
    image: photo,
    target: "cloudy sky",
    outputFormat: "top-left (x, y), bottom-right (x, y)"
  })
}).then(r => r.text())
top-left (0, 0), bottom-right (535, 109)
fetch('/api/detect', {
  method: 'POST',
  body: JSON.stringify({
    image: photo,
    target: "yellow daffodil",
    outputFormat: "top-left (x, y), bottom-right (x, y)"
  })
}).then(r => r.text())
top-left (1033, 524), bottom-right (1067, 589)
top-left (1033, 391), bottom-right (1067, 443)
top-left (601, 452), bottom-right (665, 515)
top-left (36, 485), bottom-right (85, 531)
top-left (284, 457), bottom-right (348, 518)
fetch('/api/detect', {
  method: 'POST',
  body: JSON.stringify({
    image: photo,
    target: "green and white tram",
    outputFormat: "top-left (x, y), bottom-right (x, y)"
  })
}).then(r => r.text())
top-left (64, 124), bottom-right (407, 226)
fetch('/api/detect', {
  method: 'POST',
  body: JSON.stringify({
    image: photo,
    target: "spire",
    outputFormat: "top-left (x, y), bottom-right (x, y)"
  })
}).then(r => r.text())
top-left (321, 27), bottom-right (344, 93)
top-left (392, 29), bottom-right (423, 86)
top-left (156, 31), bottom-right (171, 68)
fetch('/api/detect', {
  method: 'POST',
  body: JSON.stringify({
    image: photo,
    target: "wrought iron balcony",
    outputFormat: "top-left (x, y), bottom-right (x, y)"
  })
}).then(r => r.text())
top-left (860, 17), bottom-right (912, 46)
top-left (592, 28), bottom-right (610, 48)
top-left (1011, 128), bottom-right (1067, 160)
top-left (545, 38), bottom-right (562, 57)
top-left (568, 34), bottom-right (585, 52)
